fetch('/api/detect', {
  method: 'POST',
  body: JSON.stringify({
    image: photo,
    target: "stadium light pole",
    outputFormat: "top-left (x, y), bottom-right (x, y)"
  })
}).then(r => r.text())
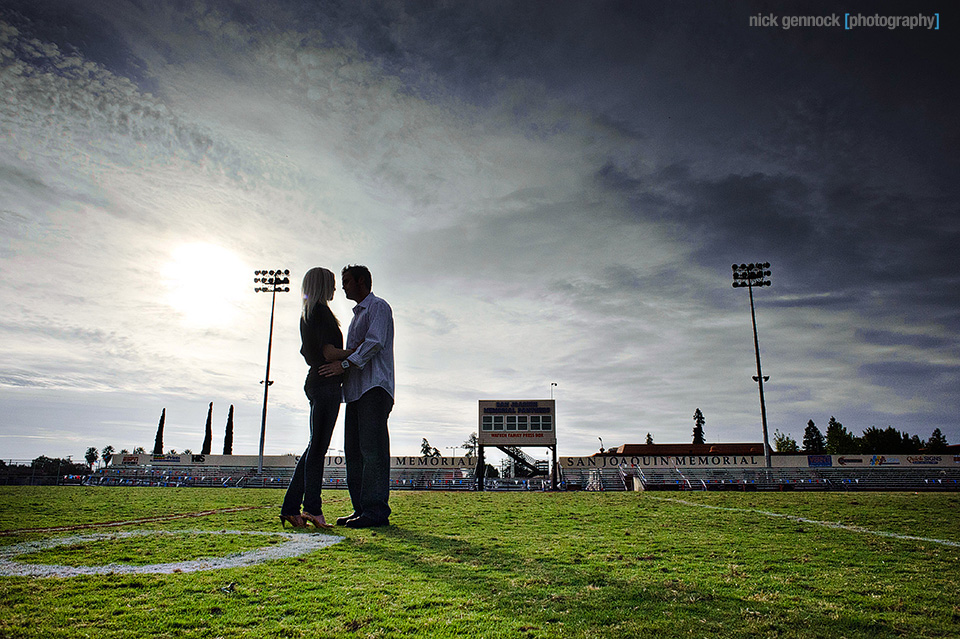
top-left (732, 262), bottom-right (773, 468)
top-left (254, 269), bottom-right (290, 475)
top-left (550, 382), bottom-right (557, 399)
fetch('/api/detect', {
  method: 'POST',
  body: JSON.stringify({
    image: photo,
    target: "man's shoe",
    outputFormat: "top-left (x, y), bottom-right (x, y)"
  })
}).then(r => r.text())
top-left (336, 513), bottom-right (361, 526)
top-left (344, 515), bottom-right (388, 529)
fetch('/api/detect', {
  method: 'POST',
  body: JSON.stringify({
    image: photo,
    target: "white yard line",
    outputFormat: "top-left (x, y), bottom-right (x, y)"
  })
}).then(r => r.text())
top-left (0, 530), bottom-right (343, 578)
top-left (0, 506), bottom-right (270, 536)
top-left (652, 496), bottom-right (960, 548)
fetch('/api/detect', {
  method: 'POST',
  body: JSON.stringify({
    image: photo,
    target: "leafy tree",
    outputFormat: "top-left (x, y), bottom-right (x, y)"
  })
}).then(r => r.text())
top-left (901, 433), bottom-right (922, 453)
top-left (825, 417), bottom-right (859, 454)
top-left (802, 420), bottom-right (825, 453)
top-left (84, 447), bottom-right (99, 469)
top-left (153, 409), bottom-right (165, 455)
top-left (183, 449), bottom-right (193, 455)
top-left (646, 432), bottom-right (654, 445)
top-left (462, 433), bottom-right (479, 458)
top-left (119, 449), bottom-right (130, 455)
top-left (773, 429), bottom-right (799, 453)
top-left (692, 408), bottom-right (705, 445)
top-left (927, 428), bottom-right (949, 452)
top-left (166, 449), bottom-right (178, 455)
top-left (223, 405), bottom-right (235, 455)
top-left (133, 446), bottom-right (146, 454)
top-left (201, 402), bottom-right (214, 455)
top-left (32, 456), bottom-right (57, 475)
top-left (421, 438), bottom-right (440, 458)
top-left (861, 426), bottom-right (907, 453)
top-left (32, 456), bottom-right (89, 477)
top-left (101, 445), bottom-right (115, 467)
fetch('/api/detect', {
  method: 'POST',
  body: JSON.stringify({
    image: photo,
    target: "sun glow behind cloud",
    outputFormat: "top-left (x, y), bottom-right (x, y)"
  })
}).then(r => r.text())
top-left (161, 243), bottom-right (249, 328)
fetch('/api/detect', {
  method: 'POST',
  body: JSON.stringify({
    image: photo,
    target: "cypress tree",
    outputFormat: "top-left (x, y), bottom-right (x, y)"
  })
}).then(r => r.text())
top-left (223, 405), bottom-right (234, 455)
top-left (153, 409), bottom-right (165, 455)
top-left (201, 402), bottom-right (213, 455)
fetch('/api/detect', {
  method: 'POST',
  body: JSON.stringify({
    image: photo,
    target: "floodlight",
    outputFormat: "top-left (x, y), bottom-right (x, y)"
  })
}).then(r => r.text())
top-left (731, 260), bottom-right (773, 468)
top-left (253, 267), bottom-right (292, 475)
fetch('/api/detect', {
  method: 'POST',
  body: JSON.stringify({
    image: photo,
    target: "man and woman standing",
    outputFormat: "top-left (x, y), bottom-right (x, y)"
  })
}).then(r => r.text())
top-left (280, 264), bottom-right (395, 530)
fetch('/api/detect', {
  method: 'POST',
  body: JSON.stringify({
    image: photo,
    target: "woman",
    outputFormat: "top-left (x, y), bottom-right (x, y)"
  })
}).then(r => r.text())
top-left (280, 267), bottom-right (353, 528)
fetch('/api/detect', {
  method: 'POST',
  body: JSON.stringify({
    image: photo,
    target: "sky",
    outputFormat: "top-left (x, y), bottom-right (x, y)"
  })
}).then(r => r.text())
top-left (1, 0), bottom-right (957, 463)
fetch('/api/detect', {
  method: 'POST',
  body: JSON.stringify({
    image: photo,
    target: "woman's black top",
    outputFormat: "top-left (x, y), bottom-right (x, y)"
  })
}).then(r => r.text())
top-left (300, 303), bottom-right (344, 386)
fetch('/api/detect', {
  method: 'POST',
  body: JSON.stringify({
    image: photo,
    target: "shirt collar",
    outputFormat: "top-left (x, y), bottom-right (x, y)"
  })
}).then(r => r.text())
top-left (353, 292), bottom-right (376, 314)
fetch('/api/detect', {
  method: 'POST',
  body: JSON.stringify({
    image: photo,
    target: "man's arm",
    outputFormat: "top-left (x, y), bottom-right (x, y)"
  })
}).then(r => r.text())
top-left (343, 300), bottom-right (391, 370)
top-left (315, 345), bottom-right (356, 378)
top-left (322, 344), bottom-right (354, 361)
top-left (319, 299), bottom-right (392, 377)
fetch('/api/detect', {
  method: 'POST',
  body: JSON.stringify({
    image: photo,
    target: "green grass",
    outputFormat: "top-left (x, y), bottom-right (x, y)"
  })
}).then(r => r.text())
top-left (1, 487), bottom-right (959, 638)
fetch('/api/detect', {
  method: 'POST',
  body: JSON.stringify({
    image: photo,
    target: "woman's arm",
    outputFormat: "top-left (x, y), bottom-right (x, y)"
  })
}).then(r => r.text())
top-left (322, 344), bottom-right (355, 361)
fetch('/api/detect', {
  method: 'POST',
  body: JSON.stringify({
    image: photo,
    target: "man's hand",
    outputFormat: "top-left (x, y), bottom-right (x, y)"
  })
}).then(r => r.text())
top-left (318, 361), bottom-right (345, 377)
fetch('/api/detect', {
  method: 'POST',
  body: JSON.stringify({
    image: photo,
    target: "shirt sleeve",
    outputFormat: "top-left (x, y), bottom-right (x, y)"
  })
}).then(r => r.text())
top-left (346, 299), bottom-right (391, 369)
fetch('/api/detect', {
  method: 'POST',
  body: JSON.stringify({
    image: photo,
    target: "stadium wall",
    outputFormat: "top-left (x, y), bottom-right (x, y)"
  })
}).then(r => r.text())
top-left (112, 453), bottom-right (960, 470)
top-left (112, 454), bottom-right (477, 469)
top-left (561, 453), bottom-right (959, 469)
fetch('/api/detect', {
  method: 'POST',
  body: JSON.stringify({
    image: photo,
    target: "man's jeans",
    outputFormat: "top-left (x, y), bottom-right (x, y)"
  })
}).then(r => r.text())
top-left (344, 386), bottom-right (393, 522)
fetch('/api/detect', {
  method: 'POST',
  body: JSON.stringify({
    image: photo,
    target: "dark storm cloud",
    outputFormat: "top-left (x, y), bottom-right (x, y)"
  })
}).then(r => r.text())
top-left (285, 0), bottom-right (673, 104)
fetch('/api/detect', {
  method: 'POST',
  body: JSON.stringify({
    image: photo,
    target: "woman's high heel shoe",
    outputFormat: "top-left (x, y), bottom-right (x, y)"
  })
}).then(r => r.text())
top-left (301, 511), bottom-right (332, 529)
top-left (279, 514), bottom-right (305, 528)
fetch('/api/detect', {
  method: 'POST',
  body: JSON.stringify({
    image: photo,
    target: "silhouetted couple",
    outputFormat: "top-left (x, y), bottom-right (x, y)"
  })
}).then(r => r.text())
top-left (279, 265), bottom-right (395, 530)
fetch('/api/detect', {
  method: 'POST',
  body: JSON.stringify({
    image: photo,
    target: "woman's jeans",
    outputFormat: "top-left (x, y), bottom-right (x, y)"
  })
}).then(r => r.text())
top-left (281, 377), bottom-right (341, 516)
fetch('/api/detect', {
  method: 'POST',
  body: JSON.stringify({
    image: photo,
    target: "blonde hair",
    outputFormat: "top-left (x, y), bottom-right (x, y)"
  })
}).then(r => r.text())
top-left (301, 267), bottom-right (338, 323)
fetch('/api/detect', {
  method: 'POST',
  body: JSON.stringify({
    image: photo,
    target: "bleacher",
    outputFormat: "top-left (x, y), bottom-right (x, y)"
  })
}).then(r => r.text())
top-left (390, 468), bottom-right (474, 490)
top-left (86, 464), bottom-right (476, 491)
top-left (79, 459), bottom-right (960, 492)
top-left (557, 466), bottom-right (627, 491)
top-left (85, 465), bottom-right (296, 488)
top-left (631, 466), bottom-right (960, 492)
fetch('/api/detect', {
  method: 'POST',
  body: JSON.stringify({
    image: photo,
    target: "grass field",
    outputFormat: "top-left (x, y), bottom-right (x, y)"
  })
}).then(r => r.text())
top-left (1, 487), bottom-right (958, 638)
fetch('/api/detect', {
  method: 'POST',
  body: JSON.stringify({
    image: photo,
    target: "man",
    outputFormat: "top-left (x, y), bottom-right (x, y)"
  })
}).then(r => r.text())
top-left (319, 265), bottom-right (395, 528)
